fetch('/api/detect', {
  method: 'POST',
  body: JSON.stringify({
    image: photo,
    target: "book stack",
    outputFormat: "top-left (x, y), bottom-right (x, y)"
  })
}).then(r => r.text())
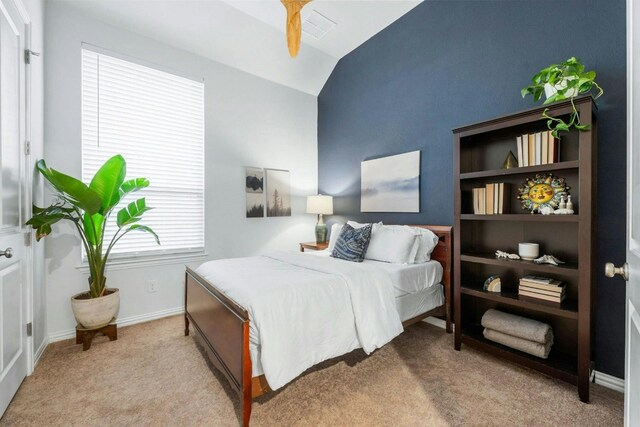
top-left (519, 275), bottom-right (566, 303)
top-left (516, 131), bottom-right (559, 167)
top-left (472, 183), bottom-right (510, 215)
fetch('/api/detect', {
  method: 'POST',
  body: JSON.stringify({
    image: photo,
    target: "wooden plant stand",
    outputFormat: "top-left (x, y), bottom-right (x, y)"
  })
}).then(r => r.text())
top-left (75, 320), bottom-right (117, 351)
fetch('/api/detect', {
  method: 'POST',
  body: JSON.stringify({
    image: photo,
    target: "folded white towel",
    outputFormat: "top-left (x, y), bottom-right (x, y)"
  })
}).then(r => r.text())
top-left (483, 328), bottom-right (552, 359)
top-left (481, 309), bottom-right (553, 344)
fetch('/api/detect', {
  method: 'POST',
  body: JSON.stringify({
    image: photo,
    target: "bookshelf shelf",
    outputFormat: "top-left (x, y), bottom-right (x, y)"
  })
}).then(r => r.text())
top-left (461, 324), bottom-right (578, 384)
top-left (460, 253), bottom-right (579, 276)
top-left (460, 284), bottom-right (578, 319)
top-left (460, 160), bottom-right (580, 180)
top-left (460, 214), bottom-right (579, 222)
top-left (453, 95), bottom-right (595, 403)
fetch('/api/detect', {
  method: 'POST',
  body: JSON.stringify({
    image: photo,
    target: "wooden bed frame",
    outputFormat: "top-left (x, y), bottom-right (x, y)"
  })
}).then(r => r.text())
top-left (184, 225), bottom-right (452, 426)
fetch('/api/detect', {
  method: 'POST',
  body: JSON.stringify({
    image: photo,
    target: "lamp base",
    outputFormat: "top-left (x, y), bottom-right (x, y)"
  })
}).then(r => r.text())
top-left (315, 223), bottom-right (327, 244)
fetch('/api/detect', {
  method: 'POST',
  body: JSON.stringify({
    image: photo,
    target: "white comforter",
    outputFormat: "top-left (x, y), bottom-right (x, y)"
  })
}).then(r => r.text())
top-left (195, 251), bottom-right (403, 390)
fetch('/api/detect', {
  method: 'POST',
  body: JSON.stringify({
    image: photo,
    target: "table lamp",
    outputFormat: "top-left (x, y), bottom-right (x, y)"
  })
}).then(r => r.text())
top-left (306, 194), bottom-right (333, 244)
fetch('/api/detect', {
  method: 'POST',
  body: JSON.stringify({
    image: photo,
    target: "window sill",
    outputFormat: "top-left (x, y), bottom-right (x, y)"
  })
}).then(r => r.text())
top-left (76, 251), bottom-right (209, 273)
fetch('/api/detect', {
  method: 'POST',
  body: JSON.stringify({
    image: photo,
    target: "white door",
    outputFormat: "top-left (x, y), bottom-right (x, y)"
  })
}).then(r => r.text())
top-left (0, 0), bottom-right (28, 416)
top-left (622, 0), bottom-right (640, 424)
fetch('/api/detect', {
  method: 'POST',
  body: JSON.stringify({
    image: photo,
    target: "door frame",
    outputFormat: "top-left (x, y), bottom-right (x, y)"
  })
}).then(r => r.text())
top-left (626, 0), bottom-right (636, 422)
top-left (1, 0), bottom-right (35, 374)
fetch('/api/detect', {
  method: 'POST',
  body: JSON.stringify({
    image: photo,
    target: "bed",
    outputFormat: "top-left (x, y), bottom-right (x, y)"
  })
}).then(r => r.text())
top-left (184, 225), bottom-right (452, 426)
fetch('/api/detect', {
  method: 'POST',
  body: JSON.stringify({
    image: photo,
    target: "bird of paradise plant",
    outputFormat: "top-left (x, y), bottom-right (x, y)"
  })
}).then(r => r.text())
top-left (26, 154), bottom-right (159, 298)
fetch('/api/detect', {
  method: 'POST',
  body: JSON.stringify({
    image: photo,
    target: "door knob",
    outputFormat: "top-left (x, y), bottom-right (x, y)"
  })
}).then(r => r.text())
top-left (605, 262), bottom-right (629, 281)
top-left (0, 248), bottom-right (13, 259)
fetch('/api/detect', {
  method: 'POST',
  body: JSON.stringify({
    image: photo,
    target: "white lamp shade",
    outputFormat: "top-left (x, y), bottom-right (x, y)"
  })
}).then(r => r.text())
top-left (306, 195), bottom-right (333, 215)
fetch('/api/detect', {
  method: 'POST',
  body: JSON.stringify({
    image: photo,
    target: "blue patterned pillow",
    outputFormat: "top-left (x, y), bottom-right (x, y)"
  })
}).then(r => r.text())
top-left (331, 223), bottom-right (372, 262)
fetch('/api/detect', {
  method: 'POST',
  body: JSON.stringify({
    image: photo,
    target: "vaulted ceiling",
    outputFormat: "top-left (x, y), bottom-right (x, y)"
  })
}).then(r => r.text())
top-left (57, 0), bottom-right (421, 95)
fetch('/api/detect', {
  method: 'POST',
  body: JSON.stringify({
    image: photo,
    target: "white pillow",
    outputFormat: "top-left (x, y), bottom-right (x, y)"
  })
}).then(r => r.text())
top-left (365, 225), bottom-right (419, 264)
top-left (347, 220), bottom-right (382, 229)
top-left (328, 223), bottom-right (344, 251)
top-left (411, 227), bottom-right (439, 263)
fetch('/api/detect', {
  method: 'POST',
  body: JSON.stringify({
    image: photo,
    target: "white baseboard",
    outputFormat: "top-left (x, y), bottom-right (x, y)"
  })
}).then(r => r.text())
top-left (34, 336), bottom-right (49, 367)
top-left (48, 306), bottom-right (185, 343)
top-left (592, 370), bottom-right (625, 393)
top-left (423, 318), bottom-right (625, 394)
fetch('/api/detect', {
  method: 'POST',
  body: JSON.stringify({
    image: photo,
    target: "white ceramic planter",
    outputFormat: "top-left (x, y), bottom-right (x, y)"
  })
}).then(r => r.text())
top-left (544, 76), bottom-right (578, 99)
top-left (71, 288), bottom-right (120, 330)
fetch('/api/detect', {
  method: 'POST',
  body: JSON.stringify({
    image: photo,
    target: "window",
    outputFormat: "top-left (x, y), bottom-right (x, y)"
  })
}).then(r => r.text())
top-left (81, 47), bottom-right (205, 258)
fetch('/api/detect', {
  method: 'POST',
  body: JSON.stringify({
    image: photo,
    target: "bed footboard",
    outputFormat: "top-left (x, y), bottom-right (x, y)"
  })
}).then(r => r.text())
top-left (185, 267), bottom-right (252, 427)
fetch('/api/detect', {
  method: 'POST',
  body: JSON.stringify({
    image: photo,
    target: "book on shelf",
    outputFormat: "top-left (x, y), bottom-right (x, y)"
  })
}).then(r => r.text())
top-left (517, 131), bottom-right (560, 167)
top-left (486, 183), bottom-right (494, 215)
top-left (521, 275), bottom-right (555, 284)
top-left (517, 136), bottom-right (524, 167)
top-left (472, 183), bottom-right (510, 214)
top-left (519, 275), bottom-right (566, 303)
top-left (519, 284), bottom-right (565, 297)
top-left (519, 289), bottom-right (566, 303)
top-left (519, 279), bottom-right (564, 293)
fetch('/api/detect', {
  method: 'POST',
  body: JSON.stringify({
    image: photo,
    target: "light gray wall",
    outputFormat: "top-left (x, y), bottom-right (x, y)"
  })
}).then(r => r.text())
top-left (22, 0), bottom-right (46, 363)
top-left (44, 2), bottom-right (318, 338)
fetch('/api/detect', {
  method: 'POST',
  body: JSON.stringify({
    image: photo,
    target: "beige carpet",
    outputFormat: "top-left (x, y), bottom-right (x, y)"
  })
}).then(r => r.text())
top-left (1, 315), bottom-right (623, 426)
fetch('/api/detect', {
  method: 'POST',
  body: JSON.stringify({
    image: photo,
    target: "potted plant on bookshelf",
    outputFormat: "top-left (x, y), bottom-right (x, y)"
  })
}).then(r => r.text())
top-left (27, 155), bottom-right (159, 330)
top-left (521, 57), bottom-right (603, 138)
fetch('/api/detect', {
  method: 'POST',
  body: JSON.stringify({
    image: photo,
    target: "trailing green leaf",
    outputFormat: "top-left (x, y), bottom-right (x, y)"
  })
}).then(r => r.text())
top-left (521, 57), bottom-right (603, 138)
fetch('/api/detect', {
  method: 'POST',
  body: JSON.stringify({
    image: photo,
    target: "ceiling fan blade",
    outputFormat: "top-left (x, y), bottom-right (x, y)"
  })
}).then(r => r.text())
top-left (281, 0), bottom-right (312, 58)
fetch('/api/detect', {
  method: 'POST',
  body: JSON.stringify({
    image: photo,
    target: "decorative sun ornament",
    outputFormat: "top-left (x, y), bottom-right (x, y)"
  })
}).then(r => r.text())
top-left (281, 0), bottom-right (312, 58)
top-left (517, 173), bottom-right (570, 213)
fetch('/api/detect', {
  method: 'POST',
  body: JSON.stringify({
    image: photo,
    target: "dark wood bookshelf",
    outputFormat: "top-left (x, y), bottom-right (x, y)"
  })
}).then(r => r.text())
top-left (461, 324), bottom-right (578, 385)
top-left (460, 253), bottom-right (579, 276)
top-left (453, 96), bottom-right (596, 403)
top-left (460, 284), bottom-right (578, 319)
top-left (460, 214), bottom-right (579, 222)
top-left (459, 160), bottom-right (580, 180)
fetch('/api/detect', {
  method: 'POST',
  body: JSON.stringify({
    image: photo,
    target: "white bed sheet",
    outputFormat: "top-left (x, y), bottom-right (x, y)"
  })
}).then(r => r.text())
top-left (308, 250), bottom-right (443, 297)
top-left (196, 252), bottom-right (403, 390)
top-left (252, 283), bottom-right (445, 377)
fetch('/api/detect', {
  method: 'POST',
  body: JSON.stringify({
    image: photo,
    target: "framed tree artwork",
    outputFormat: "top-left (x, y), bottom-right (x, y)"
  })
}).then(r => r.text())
top-left (265, 169), bottom-right (291, 217)
top-left (245, 167), bottom-right (264, 218)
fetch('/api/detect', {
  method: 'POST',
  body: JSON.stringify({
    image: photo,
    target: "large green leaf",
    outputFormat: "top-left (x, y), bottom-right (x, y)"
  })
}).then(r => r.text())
top-left (117, 198), bottom-right (151, 228)
top-left (120, 178), bottom-right (149, 197)
top-left (127, 224), bottom-right (160, 245)
top-left (90, 155), bottom-right (126, 214)
top-left (26, 204), bottom-right (78, 241)
top-left (36, 159), bottom-right (102, 215)
top-left (83, 212), bottom-right (105, 245)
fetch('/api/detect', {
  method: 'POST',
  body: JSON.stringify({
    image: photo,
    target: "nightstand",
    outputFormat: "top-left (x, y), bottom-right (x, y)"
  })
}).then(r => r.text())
top-left (299, 242), bottom-right (328, 252)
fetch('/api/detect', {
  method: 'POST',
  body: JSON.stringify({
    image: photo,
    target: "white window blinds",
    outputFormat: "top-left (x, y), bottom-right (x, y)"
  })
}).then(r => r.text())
top-left (82, 48), bottom-right (205, 257)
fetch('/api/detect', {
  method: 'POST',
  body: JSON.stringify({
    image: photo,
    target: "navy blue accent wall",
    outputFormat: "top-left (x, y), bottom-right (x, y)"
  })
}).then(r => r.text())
top-left (318, 0), bottom-right (626, 377)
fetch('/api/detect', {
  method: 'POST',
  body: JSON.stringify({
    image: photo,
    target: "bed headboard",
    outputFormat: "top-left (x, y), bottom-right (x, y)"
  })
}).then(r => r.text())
top-left (411, 225), bottom-right (453, 318)
top-left (414, 225), bottom-right (452, 286)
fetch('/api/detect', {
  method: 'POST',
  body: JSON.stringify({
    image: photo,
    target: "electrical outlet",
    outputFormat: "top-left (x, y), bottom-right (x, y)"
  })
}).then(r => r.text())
top-left (147, 280), bottom-right (157, 293)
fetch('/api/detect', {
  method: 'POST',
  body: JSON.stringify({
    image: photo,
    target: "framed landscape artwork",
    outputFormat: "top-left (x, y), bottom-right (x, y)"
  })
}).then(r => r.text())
top-left (245, 167), bottom-right (264, 218)
top-left (361, 150), bottom-right (420, 212)
top-left (265, 169), bottom-right (291, 217)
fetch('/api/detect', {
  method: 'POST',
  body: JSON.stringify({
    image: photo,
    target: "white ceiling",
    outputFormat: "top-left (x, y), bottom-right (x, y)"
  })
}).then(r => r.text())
top-left (56, 0), bottom-right (422, 95)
